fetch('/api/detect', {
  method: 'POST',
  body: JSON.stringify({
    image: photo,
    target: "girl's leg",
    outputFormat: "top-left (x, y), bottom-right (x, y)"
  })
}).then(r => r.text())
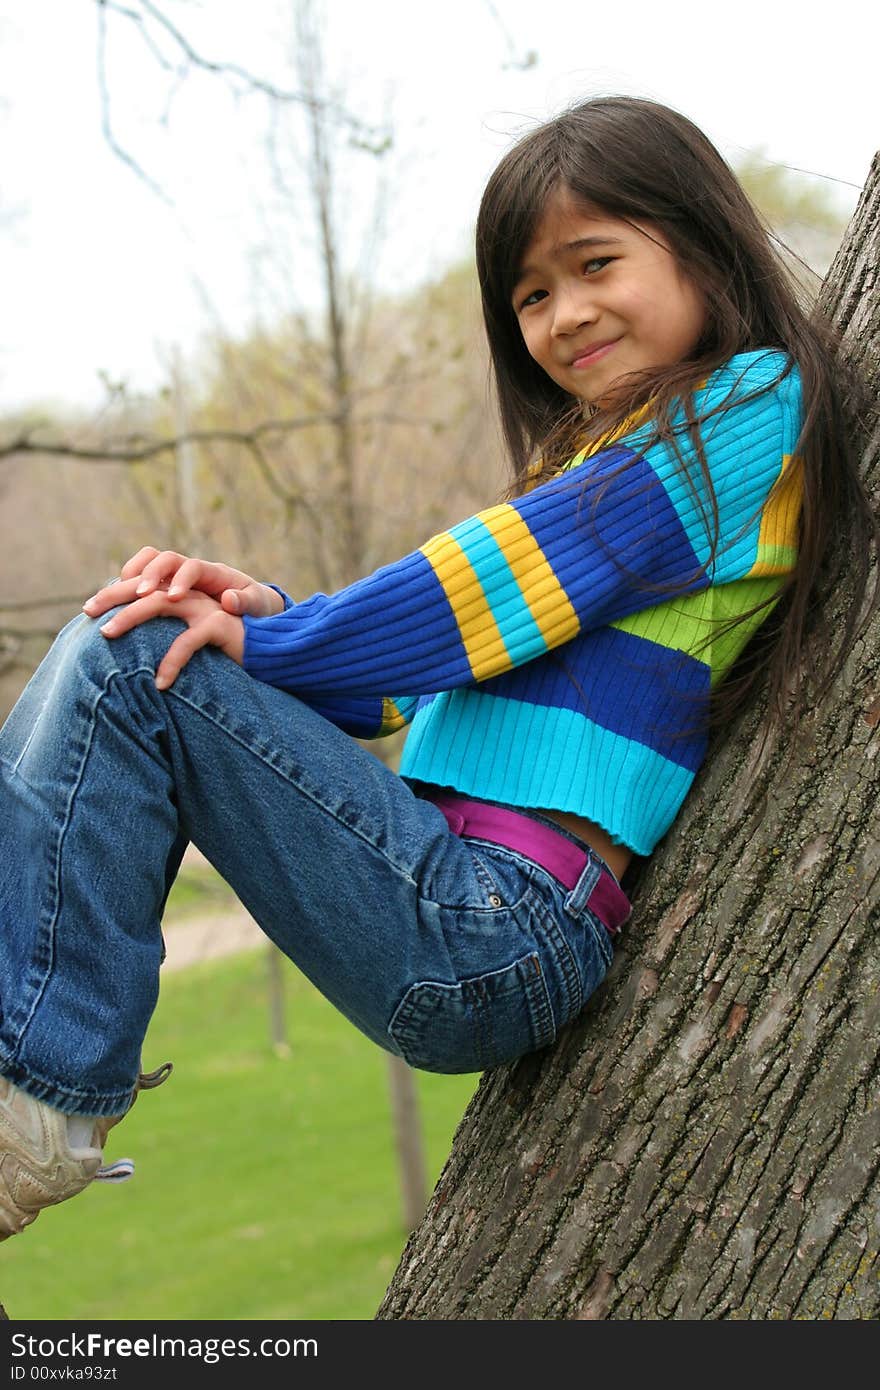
top-left (1, 609), bottom-right (613, 1229)
top-left (0, 610), bottom-right (434, 1112)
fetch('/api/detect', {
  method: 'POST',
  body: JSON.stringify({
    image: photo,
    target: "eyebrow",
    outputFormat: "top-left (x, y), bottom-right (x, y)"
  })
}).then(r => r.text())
top-left (514, 236), bottom-right (624, 289)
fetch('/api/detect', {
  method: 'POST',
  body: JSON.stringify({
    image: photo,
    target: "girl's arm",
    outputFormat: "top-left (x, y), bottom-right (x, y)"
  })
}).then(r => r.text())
top-left (241, 353), bottom-right (802, 735)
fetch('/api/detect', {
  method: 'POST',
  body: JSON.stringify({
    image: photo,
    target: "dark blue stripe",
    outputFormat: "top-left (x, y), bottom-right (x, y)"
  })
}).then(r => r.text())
top-left (301, 693), bottom-right (384, 737)
top-left (514, 444), bottom-right (706, 626)
top-left (477, 626), bottom-right (709, 771)
top-left (248, 550), bottom-right (474, 692)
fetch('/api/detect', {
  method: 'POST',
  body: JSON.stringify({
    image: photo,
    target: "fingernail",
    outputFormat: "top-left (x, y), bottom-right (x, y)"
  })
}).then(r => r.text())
top-left (136, 581), bottom-right (151, 595)
top-left (82, 597), bottom-right (96, 610)
top-left (168, 585), bottom-right (183, 597)
top-left (99, 622), bottom-right (116, 635)
top-left (155, 674), bottom-right (169, 690)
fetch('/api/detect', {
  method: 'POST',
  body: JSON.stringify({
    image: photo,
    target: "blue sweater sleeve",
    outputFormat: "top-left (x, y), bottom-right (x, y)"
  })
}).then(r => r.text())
top-left (243, 352), bottom-right (802, 737)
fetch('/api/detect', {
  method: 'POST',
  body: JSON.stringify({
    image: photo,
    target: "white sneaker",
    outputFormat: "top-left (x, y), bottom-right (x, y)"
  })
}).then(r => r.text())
top-left (0, 1062), bottom-right (172, 1239)
top-left (0, 1077), bottom-right (114, 1239)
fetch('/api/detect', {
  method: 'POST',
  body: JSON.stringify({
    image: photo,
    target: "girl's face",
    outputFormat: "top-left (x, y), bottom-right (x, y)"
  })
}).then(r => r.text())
top-left (512, 188), bottom-right (707, 407)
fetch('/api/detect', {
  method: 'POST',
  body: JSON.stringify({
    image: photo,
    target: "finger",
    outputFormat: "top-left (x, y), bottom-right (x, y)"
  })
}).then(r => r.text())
top-left (98, 590), bottom-right (173, 637)
top-left (133, 550), bottom-right (189, 597)
top-left (220, 584), bottom-right (255, 616)
top-left (119, 547), bottom-right (161, 582)
top-left (221, 582), bottom-right (280, 617)
top-left (166, 557), bottom-right (209, 599)
top-left (154, 616), bottom-right (225, 689)
top-left (83, 576), bottom-right (144, 617)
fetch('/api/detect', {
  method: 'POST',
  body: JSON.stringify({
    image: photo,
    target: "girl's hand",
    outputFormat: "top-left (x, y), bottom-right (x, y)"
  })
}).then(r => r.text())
top-left (96, 588), bottom-right (246, 691)
top-left (83, 547), bottom-right (285, 622)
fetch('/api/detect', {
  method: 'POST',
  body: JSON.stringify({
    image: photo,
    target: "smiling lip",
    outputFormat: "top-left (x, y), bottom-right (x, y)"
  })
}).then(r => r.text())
top-left (570, 339), bottom-right (619, 369)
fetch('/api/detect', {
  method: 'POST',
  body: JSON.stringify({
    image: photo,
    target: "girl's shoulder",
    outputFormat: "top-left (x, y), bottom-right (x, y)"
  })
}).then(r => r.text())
top-left (693, 351), bottom-right (803, 460)
top-left (699, 349), bottom-right (801, 415)
top-left (548, 350), bottom-right (802, 483)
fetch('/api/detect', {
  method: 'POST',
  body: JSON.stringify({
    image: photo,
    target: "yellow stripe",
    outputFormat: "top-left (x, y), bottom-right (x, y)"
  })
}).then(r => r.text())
top-left (379, 698), bottom-right (408, 735)
top-left (477, 505), bottom-right (580, 648)
top-left (521, 400), bottom-right (657, 489)
top-left (748, 453), bottom-right (802, 577)
top-left (421, 531), bottom-right (513, 680)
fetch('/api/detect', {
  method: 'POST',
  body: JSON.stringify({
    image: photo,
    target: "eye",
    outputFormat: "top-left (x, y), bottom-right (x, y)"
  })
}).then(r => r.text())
top-left (517, 287), bottom-right (547, 311)
top-left (584, 256), bottom-right (613, 275)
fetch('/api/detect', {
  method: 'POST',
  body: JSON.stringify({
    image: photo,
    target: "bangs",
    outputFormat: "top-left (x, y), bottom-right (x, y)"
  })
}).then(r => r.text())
top-left (477, 118), bottom-right (649, 311)
top-left (477, 132), bottom-right (564, 306)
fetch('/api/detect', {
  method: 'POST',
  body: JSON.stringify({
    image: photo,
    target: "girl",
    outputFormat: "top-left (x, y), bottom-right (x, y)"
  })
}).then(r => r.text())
top-left (1, 96), bottom-right (874, 1241)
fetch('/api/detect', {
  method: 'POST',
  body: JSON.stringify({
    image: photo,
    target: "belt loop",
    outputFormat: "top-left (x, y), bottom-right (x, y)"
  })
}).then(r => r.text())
top-left (563, 853), bottom-right (602, 921)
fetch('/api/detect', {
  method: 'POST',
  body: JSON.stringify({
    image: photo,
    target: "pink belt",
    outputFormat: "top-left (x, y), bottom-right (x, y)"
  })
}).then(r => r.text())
top-left (423, 791), bottom-right (631, 934)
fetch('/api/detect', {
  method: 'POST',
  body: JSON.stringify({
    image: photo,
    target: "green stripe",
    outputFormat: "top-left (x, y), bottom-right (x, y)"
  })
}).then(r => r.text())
top-left (612, 578), bottom-right (782, 685)
top-left (756, 542), bottom-right (797, 568)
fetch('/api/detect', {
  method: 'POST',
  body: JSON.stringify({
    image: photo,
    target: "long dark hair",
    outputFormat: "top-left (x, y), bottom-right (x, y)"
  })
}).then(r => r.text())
top-left (475, 95), bottom-right (877, 729)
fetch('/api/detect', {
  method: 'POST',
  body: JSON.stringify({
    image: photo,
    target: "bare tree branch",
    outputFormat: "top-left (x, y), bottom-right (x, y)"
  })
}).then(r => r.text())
top-left (137, 0), bottom-right (331, 110)
top-left (94, 0), bottom-right (391, 190)
top-left (0, 414), bottom-right (341, 464)
top-left (482, 0), bottom-right (538, 70)
top-left (0, 595), bottom-right (89, 613)
top-left (96, 0), bottom-right (173, 203)
top-left (0, 411), bottom-right (449, 465)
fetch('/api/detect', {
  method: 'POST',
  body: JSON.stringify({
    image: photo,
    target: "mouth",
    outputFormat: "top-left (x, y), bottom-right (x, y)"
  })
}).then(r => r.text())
top-left (570, 339), bottom-right (620, 370)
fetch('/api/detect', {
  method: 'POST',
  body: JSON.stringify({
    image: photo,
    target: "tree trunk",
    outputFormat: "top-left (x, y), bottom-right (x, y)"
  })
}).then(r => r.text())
top-left (376, 154), bottom-right (880, 1320)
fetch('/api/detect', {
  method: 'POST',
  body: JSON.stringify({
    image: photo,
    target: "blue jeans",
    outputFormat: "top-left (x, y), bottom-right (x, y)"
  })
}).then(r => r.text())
top-left (0, 611), bottom-right (615, 1116)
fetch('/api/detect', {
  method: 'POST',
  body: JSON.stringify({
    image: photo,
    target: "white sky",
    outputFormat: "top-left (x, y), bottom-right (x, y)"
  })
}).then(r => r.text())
top-left (1, 0), bottom-right (877, 413)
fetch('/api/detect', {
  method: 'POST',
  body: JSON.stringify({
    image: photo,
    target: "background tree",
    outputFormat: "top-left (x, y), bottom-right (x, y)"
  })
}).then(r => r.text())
top-left (376, 153), bottom-right (880, 1321)
top-left (736, 148), bottom-right (851, 278)
top-left (0, 0), bottom-right (502, 1238)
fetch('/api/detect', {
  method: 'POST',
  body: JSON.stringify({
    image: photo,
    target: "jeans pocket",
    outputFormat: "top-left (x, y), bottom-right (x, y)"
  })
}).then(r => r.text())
top-left (387, 951), bottom-right (556, 1074)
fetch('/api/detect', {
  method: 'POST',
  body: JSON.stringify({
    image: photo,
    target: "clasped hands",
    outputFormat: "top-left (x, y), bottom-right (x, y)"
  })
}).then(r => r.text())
top-left (82, 546), bottom-right (284, 690)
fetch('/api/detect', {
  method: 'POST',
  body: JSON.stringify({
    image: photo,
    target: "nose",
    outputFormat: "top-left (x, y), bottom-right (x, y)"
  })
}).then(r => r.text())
top-left (550, 283), bottom-right (597, 338)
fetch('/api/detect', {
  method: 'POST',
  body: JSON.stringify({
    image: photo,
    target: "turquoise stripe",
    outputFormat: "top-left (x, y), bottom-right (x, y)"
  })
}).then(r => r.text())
top-left (625, 363), bottom-right (791, 580)
top-left (399, 689), bottom-right (694, 857)
top-left (447, 514), bottom-right (549, 665)
top-left (392, 695), bottom-right (420, 725)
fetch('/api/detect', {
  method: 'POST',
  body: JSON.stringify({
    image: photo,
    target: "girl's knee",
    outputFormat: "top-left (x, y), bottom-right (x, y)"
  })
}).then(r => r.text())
top-left (59, 609), bottom-right (184, 681)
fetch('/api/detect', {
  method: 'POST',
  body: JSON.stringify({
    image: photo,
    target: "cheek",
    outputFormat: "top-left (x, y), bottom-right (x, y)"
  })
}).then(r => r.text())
top-left (671, 275), bottom-right (708, 349)
top-left (623, 288), bottom-right (668, 342)
top-left (636, 285), bottom-right (703, 357)
top-left (519, 320), bottom-right (549, 367)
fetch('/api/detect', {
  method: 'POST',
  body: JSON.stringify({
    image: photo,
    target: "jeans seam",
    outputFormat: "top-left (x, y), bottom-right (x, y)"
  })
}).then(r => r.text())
top-left (456, 840), bottom-right (539, 912)
top-left (589, 910), bottom-right (616, 968)
top-left (466, 849), bottom-right (502, 901)
top-left (9, 663), bottom-right (139, 1057)
top-left (159, 682), bottom-right (420, 888)
top-left (530, 892), bottom-right (584, 1019)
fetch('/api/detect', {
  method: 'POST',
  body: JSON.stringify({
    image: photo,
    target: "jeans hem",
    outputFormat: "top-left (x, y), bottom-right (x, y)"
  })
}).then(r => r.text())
top-left (0, 1048), bottom-right (134, 1117)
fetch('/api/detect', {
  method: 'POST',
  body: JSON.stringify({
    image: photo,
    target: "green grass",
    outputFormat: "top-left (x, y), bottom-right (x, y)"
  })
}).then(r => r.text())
top-left (2, 949), bottom-right (479, 1321)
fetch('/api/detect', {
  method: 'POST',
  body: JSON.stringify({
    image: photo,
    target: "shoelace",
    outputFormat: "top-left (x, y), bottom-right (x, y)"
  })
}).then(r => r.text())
top-left (94, 1158), bottom-right (135, 1183)
top-left (92, 1061), bottom-right (173, 1185)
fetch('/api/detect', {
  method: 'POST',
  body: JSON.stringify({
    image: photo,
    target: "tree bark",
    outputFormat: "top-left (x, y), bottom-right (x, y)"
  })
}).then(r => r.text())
top-left (376, 154), bottom-right (880, 1320)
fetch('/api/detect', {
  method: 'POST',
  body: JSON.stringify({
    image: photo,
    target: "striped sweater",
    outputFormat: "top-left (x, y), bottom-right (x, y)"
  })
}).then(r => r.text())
top-left (243, 350), bottom-right (803, 855)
